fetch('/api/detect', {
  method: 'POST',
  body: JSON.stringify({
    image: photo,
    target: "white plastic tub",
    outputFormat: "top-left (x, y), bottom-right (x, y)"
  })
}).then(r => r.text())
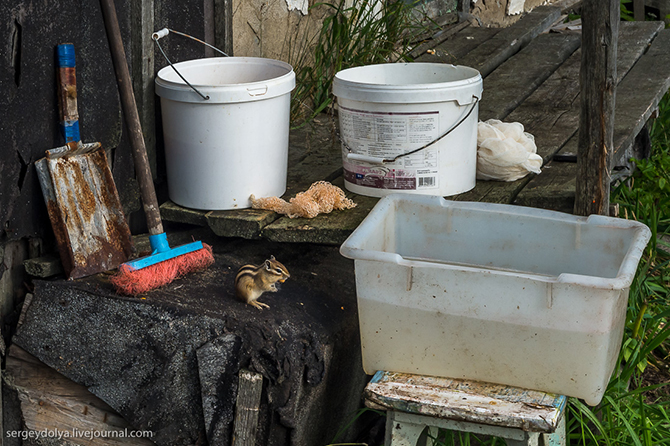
top-left (340, 195), bottom-right (651, 405)
top-left (333, 63), bottom-right (482, 198)
top-left (155, 57), bottom-right (295, 210)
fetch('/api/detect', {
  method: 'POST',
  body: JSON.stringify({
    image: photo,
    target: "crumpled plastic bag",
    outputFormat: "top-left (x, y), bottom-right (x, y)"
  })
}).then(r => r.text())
top-left (476, 119), bottom-right (542, 181)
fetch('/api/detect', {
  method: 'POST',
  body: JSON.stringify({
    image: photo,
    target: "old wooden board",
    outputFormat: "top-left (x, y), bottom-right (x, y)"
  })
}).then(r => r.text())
top-left (558, 29), bottom-right (670, 166)
top-left (457, 6), bottom-right (562, 77)
top-left (513, 161), bottom-right (577, 214)
top-left (504, 47), bottom-right (581, 162)
top-left (206, 208), bottom-right (279, 239)
top-left (610, 28), bottom-right (670, 164)
top-left (261, 176), bottom-right (379, 245)
top-left (232, 369), bottom-right (264, 446)
top-left (504, 20), bottom-right (663, 163)
top-left (409, 20), bottom-right (468, 60)
top-left (450, 176), bottom-right (534, 204)
top-left (4, 345), bottom-right (153, 445)
top-left (478, 32), bottom-right (581, 121)
top-left (516, 26), bottom-right (670, 212)
top-left (160, 200), bottom-right (209, 226)
top-left (415, 25), bottom-right (502, 65)
top-left (364, 371), bottom-right (566, 434)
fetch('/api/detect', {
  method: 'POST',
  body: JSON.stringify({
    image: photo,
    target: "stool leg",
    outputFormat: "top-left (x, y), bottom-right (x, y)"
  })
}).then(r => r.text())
top-left (385, 411), bottom-right (427, 446)
top-left (506, 432), bottom-right (539, 446)
top-left (541, 413), bottom-right (567, 446)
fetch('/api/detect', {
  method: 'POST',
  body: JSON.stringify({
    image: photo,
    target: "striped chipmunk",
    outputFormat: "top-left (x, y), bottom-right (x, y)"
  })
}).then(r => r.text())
top-left (235, 256), bottom-right (290, 310)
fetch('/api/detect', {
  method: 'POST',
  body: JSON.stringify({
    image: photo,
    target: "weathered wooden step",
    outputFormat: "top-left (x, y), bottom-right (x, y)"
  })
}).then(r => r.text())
top-left (458, 6), bottom-right (562, 77)
top-left (415, 24), bottom-right (501, 64)
top-left (478, 32), bottom-right (581, 121)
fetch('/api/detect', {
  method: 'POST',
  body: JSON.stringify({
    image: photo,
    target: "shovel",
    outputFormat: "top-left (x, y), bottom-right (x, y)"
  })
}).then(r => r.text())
top-left (35, 43), bottom-right (133, 279)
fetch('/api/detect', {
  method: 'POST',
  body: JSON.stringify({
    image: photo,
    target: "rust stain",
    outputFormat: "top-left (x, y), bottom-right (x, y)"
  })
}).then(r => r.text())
top-left (44, 145), bottom-right (132, 279)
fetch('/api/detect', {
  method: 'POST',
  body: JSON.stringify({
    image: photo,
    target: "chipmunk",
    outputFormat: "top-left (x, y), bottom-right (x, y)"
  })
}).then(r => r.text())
top-left (235, 256), bottom-right (290, 310)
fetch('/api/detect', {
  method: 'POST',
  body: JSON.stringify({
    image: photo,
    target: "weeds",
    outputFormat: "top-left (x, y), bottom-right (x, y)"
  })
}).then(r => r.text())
top-left (289, 0), bottom-right (426, 126)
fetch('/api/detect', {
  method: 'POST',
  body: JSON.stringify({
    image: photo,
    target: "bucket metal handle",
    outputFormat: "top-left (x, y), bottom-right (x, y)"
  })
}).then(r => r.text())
top-left (152, 28), bottom-right (230, 101)
top-left (343, 96), bottom-right (480, 165)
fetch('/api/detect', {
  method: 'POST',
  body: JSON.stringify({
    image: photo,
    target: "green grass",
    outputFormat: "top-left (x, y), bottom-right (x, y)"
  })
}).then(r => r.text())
top-left (288, 0), bottom-right (429, 127)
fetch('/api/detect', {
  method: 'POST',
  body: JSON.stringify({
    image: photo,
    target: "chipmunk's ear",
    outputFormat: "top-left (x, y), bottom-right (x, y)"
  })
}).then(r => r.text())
top-left (264, 259), bottom-right (272, 270)
top-left (270, 255), bottom-right (275, 260)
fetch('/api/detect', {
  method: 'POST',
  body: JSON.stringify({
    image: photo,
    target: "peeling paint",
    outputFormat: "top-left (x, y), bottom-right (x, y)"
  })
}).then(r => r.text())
top-left (285, 0), bottom-right (308, 15)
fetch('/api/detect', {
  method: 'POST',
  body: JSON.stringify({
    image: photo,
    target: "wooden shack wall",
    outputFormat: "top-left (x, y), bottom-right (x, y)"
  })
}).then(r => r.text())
top-left (0, 0), bottom-right (219, 342)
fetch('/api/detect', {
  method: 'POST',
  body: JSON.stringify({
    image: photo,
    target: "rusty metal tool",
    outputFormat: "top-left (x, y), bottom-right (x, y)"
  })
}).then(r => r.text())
top-left (35, 43), bottom-right (133, 279)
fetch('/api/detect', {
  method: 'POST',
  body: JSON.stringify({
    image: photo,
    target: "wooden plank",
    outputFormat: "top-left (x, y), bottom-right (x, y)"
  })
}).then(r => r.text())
top-left (458, 6), bottom-right (562, 77)
top-left (232, 369), bottom-right (263, 446)
top-left (461, 24), bottom-right (662, 210)
top-left (4, 346), bottom-right (154, 445)
top-left (504, 49), bottom-right (582, 162)
top-left (261, 176), bottom-right (378, 245)
top-left (409, 20), bottom-right (467, 60)
top-left (513, 161), bottom-right (577, 214)
top-left (611, 28), bottom-right (670, 163)
top-left (160, 200), bottom-right (208, 226)
top-left (504, 21), bottom-right (662, 163)
top-left (365, 371), bottom-right (566, 434)
top-left (415, 25), bottom-right (501, 64)
top-left (206, 208), bottom-right (278, 239)
top-left (478, 32), bottom-right (581, 121)
top-left (634, 0), bottom-right (646, 21)
top-left (557, 29), bottom-right (669, 166)
top-left (613, 21), bottom-right (664, 85)
top-left (517, 24), bottom-right (663, 213)
top-left (451, 176), bottom-right (533, 204)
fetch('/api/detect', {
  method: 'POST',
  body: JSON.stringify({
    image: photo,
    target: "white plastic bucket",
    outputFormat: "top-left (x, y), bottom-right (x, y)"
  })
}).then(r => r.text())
top-left (333, 63), bottom-right (482, 197)
top-left (155, 57), bottom-right (295, 210)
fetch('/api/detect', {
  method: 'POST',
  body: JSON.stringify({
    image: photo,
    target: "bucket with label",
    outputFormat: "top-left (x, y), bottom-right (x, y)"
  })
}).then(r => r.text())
top-left (153, 29), bottom-right (295, 210)
top-left (332, 63), bottom-right (482, 197)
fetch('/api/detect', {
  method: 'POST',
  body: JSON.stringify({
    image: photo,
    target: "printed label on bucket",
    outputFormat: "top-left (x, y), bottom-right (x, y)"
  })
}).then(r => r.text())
top-left (340, 106), bottom-right (439, 190)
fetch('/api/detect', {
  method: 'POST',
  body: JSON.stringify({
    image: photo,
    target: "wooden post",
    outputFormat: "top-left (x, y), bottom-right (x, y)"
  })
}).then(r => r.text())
top-left (214, 0), bottom-right (234, 56)
top-left (457, 0), bottom-right (472, 13)
top-left (633, 0), bottom-right (645, 21)
top-left (130, 0), bottom-right (156, 178)
top-left (232, 369), bottom-right (263, 446)
top-left (573, 0), bottom-right (619, 216)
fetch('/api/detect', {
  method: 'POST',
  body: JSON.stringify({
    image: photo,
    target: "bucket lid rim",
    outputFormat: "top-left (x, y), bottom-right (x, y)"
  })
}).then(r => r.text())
top-left (156, 57), bottom-right (295, 89)
top-left (333, 62), bottom-right (482, 87)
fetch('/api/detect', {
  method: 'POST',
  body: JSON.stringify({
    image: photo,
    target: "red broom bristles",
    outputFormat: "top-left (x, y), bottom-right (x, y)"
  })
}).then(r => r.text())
top-left (111, 243), bottom-right (214, 296)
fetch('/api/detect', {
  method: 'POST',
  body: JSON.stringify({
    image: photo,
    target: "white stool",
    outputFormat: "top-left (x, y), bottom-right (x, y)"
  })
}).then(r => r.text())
top-left (365, 371), bottom-right (567, 446)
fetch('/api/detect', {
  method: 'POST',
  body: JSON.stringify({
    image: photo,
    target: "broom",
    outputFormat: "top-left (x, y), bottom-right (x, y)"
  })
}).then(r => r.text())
top-left (100, 0), bottom-right (214, 295)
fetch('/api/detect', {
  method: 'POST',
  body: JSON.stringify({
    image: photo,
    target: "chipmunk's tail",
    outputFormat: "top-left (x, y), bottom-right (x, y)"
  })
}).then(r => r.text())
top-left (111, 235), bottom-right (214, 296)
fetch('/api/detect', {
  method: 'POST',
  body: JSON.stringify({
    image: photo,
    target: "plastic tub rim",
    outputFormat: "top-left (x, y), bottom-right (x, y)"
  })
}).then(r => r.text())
top-left (339, 194), bottom-right (652, 289)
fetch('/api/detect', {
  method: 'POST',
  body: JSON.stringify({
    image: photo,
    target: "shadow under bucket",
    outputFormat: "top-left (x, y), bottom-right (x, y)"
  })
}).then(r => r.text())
top-left (333, 63), bottom-right (482, 198)
top-left (155, 57), bottom-right (295, 210)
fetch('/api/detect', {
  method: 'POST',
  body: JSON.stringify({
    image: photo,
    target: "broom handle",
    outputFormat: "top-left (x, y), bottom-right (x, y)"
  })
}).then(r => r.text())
top-left (99, 0), bottom-right (163, 236)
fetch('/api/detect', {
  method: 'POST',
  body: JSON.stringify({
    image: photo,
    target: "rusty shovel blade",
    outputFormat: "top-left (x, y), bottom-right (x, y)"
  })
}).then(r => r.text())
top-left (36, 142), bottom-right (133, 279)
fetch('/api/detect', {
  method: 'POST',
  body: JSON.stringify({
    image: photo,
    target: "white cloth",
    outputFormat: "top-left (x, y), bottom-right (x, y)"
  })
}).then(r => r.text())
top-left (476, 119), bottom-right (542, 181)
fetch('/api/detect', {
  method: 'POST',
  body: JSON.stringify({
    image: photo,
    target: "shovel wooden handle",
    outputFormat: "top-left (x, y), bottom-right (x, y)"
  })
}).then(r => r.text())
top-left (99, 0), bottom-right (163, 236)
top-left (56, 44), bottom-right (80, 146)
